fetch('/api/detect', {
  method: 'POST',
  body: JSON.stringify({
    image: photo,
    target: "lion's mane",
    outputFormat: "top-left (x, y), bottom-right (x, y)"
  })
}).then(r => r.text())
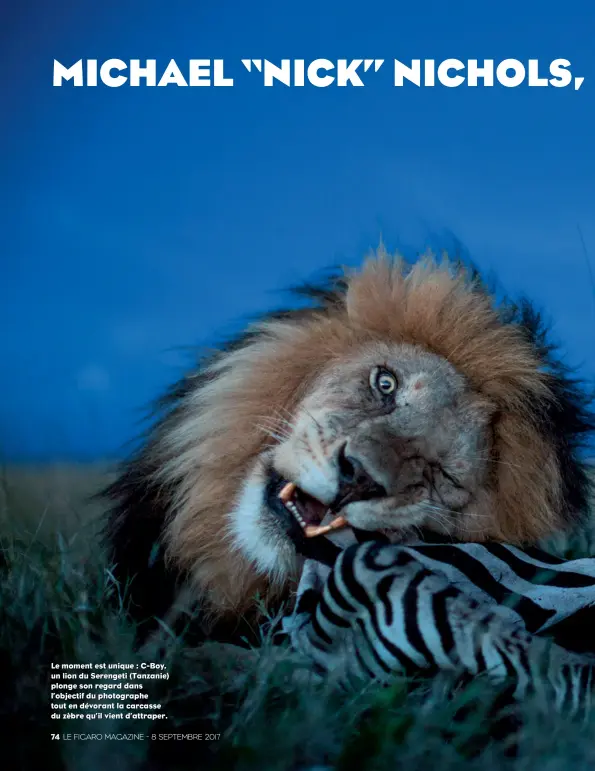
top-left (103, 252), bottom-right (594, 638)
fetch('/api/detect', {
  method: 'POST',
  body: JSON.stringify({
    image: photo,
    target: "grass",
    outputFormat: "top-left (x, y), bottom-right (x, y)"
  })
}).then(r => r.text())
top-left (2, 464), bottom-right (595, 771)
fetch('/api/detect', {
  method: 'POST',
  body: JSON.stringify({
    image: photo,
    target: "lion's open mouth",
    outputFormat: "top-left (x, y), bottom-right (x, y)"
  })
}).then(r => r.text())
top-left (278, 480), bottom-right (347, 538)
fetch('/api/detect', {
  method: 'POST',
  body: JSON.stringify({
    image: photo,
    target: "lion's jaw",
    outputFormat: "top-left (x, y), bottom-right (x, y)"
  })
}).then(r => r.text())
top-left (229, 340), bottom-right (496, 587)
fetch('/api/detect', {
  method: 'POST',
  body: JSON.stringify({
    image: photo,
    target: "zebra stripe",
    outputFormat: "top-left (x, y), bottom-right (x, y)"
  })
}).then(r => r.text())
top-left (389, 541), bottom-right (595, 653)
top-left (283, 538), bottom-right (595, 716)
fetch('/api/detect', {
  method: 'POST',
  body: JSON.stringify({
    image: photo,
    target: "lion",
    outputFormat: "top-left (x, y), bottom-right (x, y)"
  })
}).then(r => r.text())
top-left (103, 250), bottom-right (594, 642)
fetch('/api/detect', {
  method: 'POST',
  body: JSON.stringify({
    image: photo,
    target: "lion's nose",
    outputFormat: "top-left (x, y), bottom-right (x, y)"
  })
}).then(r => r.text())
top-left (333, 444), bottom-right (387, 509)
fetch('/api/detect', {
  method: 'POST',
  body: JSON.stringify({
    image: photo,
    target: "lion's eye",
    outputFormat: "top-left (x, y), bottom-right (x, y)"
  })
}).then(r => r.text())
top-left (370, 367), bottom-right (398, 396)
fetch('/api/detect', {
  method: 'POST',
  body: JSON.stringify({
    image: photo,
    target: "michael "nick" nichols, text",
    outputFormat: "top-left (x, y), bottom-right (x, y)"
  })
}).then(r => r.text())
top-left (52, 58), bottom-right (585, 89)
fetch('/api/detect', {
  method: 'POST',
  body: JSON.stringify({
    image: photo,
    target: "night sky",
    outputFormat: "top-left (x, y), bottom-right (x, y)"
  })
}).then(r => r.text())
top-left (2, 0), bottom-right (594, 461)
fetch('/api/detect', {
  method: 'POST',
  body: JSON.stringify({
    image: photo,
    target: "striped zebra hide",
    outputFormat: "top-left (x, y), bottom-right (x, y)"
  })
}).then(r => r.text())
top-left (281, 526), bottom-right (595, 715)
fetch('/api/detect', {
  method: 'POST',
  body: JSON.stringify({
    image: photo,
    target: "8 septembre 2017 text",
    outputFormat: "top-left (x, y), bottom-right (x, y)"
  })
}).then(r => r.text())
top-left (52, 58), bottom-right (585, 89)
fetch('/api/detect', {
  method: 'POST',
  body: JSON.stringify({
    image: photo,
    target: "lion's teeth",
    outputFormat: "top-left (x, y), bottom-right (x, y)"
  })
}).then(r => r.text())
top-left (279, 481), bottom-right (337, 534)
top-left (285, 500), bottom-right (306, 528)
top-left (279, 482), bottom-right (297, 504)
top-left (304, 516), bottom-right (347, 539)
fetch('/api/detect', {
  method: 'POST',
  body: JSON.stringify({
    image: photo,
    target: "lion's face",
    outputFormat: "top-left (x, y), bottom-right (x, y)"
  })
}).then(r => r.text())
top-left (231, 340), bottom-right (495, 581)
top-left (105, 252), bottom-right (593, 623)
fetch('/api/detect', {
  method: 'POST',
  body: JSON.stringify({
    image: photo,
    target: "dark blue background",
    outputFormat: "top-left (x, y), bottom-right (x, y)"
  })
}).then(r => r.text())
top-left (2, 0), bottom-right (594, 461)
